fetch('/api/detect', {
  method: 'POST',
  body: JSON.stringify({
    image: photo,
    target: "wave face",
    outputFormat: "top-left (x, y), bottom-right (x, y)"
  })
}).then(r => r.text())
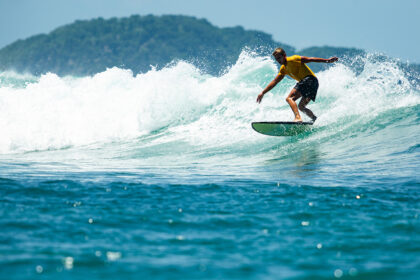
top-left (0, 52), bottom-right (418, 161)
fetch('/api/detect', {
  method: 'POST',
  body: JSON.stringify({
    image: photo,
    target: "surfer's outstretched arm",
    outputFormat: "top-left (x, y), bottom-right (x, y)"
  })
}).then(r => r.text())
top-left (257, 74), bottom-right (284, 103)
top-left (301, 56), bottom-right (338, 63)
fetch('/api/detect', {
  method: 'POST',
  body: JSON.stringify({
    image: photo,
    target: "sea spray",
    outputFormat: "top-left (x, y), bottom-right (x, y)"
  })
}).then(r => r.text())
top-left (0, 51), bottom-right (418, 154)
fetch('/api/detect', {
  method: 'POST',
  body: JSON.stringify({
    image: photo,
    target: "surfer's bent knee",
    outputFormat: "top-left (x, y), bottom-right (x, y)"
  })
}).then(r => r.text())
top-left (298, 103), bottom-right (306, 110)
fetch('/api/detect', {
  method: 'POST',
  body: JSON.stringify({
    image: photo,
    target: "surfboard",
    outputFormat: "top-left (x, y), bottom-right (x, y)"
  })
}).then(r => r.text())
top-left (251, 121), bottom-right (313, 136)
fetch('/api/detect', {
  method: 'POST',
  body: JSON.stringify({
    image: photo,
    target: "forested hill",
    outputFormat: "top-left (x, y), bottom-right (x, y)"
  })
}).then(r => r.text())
top-left (0, 15), bottom-right (292, 76)
top-left (0, 14), bottom-right (371, 76)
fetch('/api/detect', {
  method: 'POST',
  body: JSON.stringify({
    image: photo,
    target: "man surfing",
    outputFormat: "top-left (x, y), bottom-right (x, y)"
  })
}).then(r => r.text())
top-left (256, 48), bottom-right (338, 122)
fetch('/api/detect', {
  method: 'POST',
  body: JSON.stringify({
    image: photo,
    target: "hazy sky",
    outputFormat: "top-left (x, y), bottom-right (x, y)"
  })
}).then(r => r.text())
top-left (1, 0), bottom-right (419, 62)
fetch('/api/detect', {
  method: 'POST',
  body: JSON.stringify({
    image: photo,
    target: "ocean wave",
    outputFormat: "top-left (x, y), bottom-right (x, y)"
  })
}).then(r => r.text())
top-left (0, 51), bottom-right (418, 154)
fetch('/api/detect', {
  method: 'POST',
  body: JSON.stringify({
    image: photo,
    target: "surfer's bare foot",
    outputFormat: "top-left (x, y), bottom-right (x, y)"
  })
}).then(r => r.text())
top-left (294, 117), bottom-right (303, 123)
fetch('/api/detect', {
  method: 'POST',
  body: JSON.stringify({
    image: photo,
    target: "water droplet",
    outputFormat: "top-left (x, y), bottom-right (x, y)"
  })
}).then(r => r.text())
top-left (176, 235), bottom-right (184, 241)
top-left (317, 243), bottom-right (322, 249)
top-left (36, 265), bottom-right (43, 273)
top-left (106, 251), bottom-right (121, 261)
top-left (301, 221), bottom-right (310, 226)
top-left (72, 201), bottom-right (81, 207)
top-left (88, 218), bottom-right (93, 224)
top-left (308, 202), bottom-right (314, 207)
top-left (356, 195), bottom-right (361, 199)
top-left (168, 219), bottom-right (173, 224)
top-left (262, 229), bottom-right (268, 234)
top-left (178, 208), bottom-right (183, 213)
top-left (349, 268), bottom-right (358, 276)
top-left (334, 269), bottom-right (343, 278)
top-left (63, 257), bottom-right (74, 269)
top-left (95, 251), bottom-right (102, 257)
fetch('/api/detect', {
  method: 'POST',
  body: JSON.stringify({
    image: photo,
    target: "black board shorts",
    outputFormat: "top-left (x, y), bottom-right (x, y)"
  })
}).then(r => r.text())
top-left (294, 75), bottom-right (319, 101)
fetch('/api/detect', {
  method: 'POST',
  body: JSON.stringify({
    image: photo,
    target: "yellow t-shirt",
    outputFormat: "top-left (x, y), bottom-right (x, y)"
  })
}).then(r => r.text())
top-left (278, 55), bottom-right (316, 81)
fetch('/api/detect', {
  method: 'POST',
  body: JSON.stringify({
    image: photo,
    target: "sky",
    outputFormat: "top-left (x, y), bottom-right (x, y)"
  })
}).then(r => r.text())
top-left (0, 0), bottom-right (419, 63)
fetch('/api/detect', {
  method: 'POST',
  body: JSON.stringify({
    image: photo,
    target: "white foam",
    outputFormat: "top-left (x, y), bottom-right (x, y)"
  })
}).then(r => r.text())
top-left (0, 51), bottom-right (418, 154)
top-left (0, 64), bottom-right (215, 153)
top-left (316, 55), bottom-right (419, 125)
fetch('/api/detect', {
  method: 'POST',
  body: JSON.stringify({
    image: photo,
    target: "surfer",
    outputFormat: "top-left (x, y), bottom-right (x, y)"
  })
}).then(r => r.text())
top-left (256, 48), bottom-right (338, 122)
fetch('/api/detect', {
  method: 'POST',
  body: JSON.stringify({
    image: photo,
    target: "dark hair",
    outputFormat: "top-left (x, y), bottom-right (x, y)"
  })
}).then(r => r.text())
top-left (272, 48), bottom-right (286, 56)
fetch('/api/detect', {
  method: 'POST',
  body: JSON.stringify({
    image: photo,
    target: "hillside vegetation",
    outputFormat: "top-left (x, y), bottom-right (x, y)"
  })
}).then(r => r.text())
top-left (0, 15), bottom-right (383, 76)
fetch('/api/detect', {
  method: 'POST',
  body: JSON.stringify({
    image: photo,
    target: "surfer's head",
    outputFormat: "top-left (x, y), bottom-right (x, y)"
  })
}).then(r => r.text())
top-left (273, 48), bottom-right (286, 64)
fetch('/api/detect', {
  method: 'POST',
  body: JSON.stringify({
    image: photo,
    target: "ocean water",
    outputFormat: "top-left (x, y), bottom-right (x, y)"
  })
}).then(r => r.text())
top-left (0, 52), bottom-right (419, 279)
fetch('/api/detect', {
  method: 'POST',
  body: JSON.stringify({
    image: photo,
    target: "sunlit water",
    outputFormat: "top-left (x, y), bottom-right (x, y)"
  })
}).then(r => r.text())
top-left (0, 52), bottom-right (419, 279)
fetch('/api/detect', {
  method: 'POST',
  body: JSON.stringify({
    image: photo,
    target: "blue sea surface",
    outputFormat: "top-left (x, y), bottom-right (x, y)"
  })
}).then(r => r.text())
top-left (0, 53), bottom-right (419, 279)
